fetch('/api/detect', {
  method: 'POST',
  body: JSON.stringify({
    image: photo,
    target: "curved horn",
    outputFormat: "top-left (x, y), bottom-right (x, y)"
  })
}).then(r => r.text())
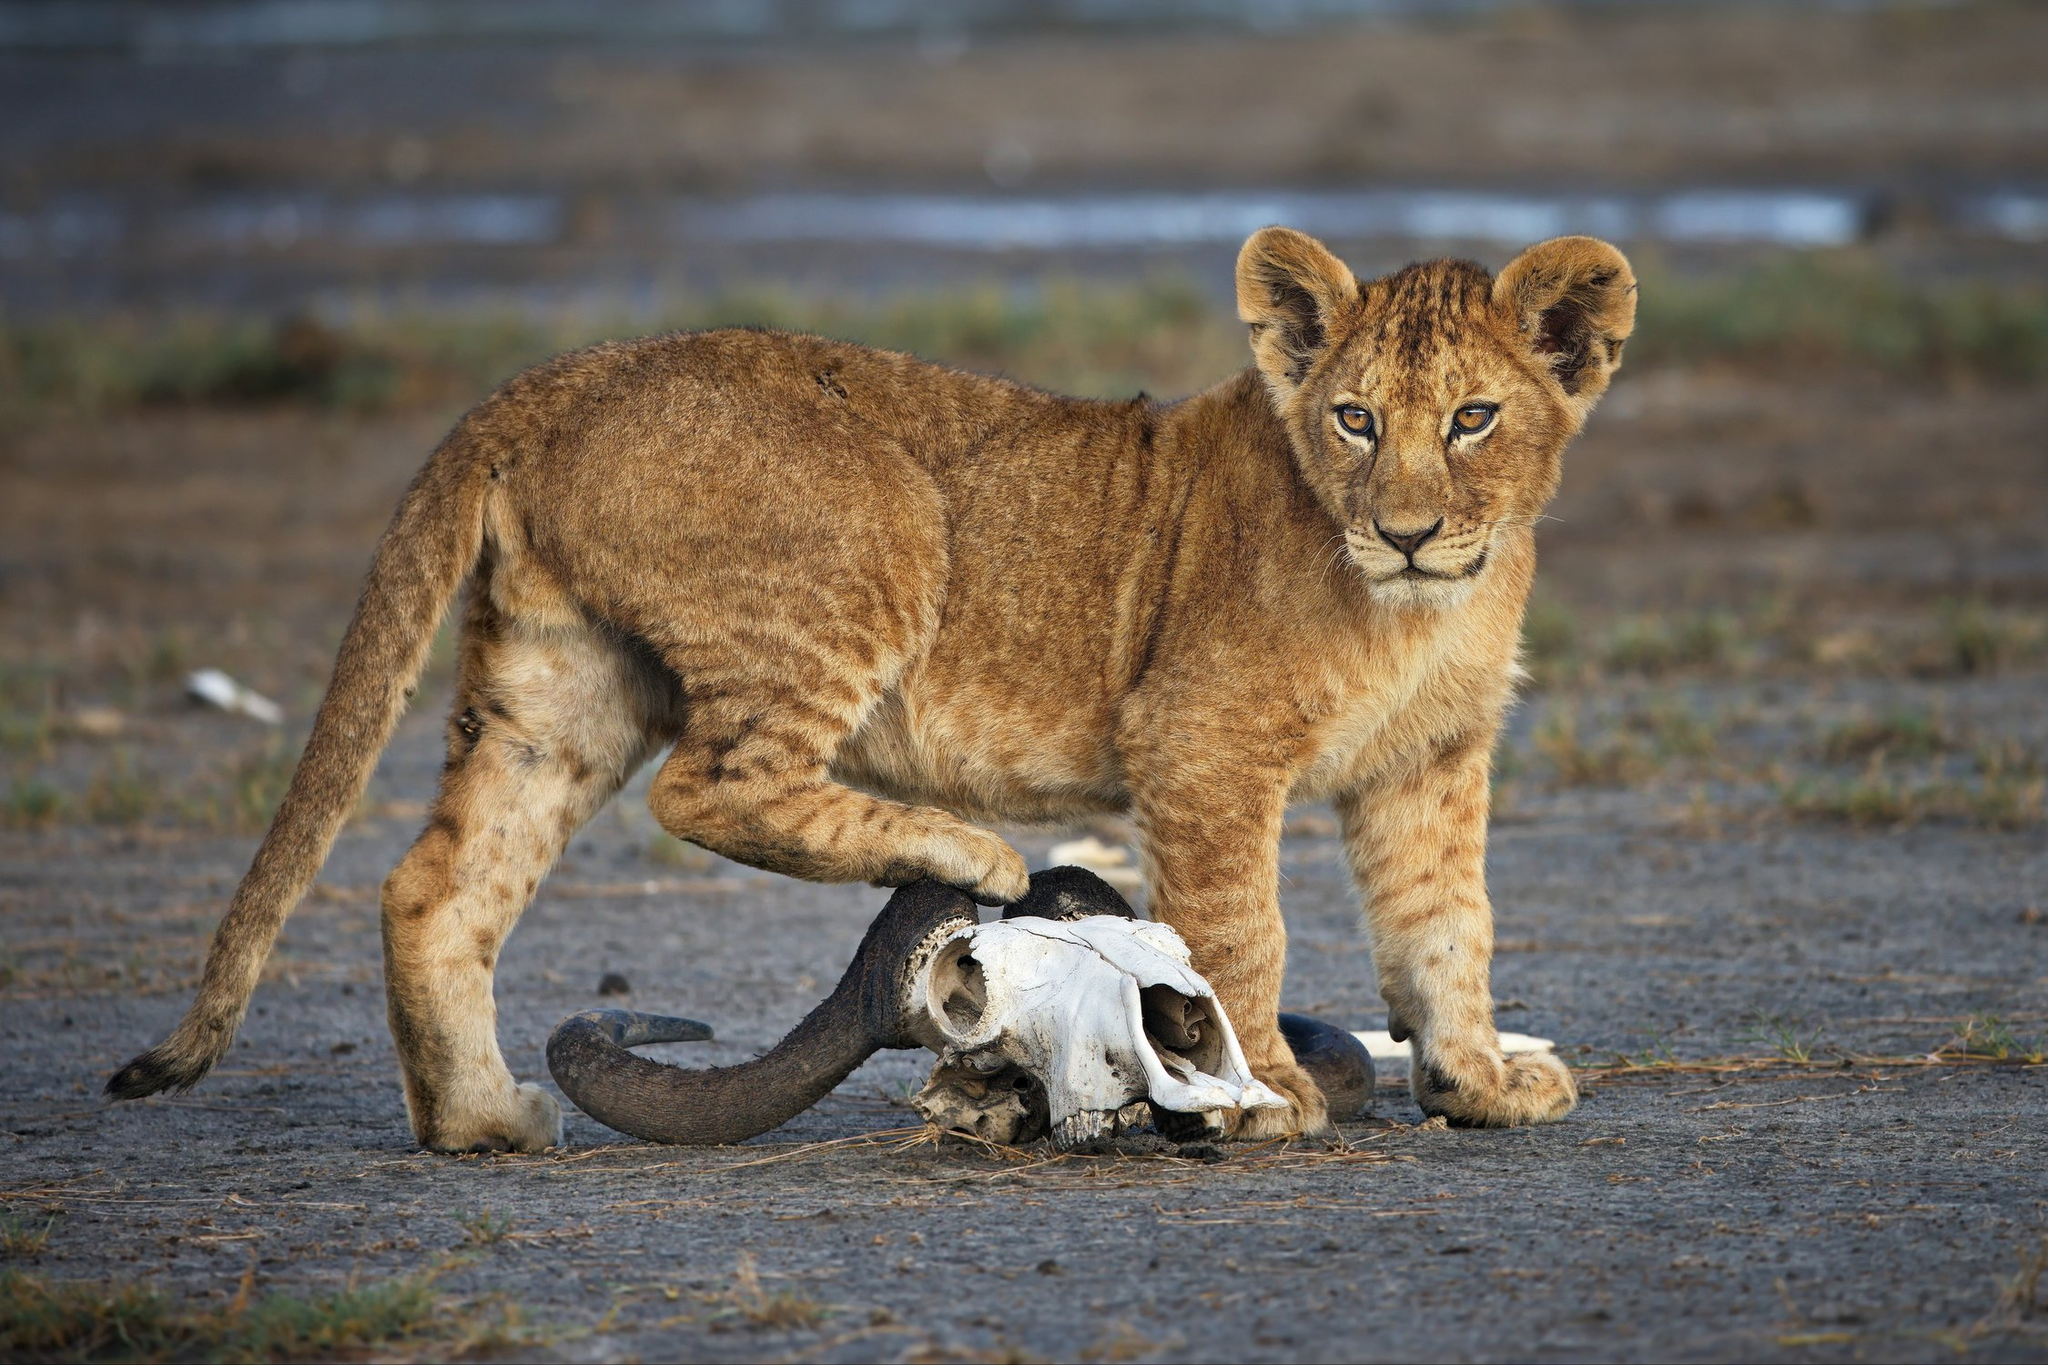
top-left (557, 1010), bottom-right (716, 1049)
top-left (1001, 865), bottom-right (1137, 922)
top-left (547, 880), bottom-right (978, 1145)
top-left (1278, 1012), bottom-right (1376, 1122)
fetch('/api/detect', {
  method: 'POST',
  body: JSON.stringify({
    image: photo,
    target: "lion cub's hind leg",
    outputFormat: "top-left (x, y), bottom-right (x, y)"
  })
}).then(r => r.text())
top-left (380, 604), bottom-right (669, 1153)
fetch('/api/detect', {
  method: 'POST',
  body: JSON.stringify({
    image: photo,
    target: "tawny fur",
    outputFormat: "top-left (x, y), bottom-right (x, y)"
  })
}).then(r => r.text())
top-left (109, 230), bottom-right (1636, 1152)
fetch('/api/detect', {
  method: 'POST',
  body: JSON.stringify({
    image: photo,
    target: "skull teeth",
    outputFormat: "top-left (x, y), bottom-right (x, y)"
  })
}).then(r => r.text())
top-left (1051, 1111), bottom-right (1115, 1152)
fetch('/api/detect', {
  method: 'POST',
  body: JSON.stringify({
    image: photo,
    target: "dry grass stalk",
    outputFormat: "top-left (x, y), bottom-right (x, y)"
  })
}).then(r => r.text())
top-left (711, 1253), bottom-right (829, 1333)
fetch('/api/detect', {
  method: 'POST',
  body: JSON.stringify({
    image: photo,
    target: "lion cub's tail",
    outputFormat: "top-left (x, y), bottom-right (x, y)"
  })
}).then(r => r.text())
top-left (107, 428), bottom-right (494, 1102)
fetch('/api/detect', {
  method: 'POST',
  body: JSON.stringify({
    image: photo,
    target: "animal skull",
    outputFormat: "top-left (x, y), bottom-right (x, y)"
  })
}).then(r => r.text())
top-left (547, 872), bottom-right (1366, 1152)
top-left (908, 916), bottom-right (1286, 1150)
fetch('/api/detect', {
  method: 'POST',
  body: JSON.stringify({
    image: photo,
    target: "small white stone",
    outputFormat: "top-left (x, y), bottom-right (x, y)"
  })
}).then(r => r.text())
top-left (185, 668), bottom-right (284, 725)
top-left (1352, 1030), bottom-right (1555, 1061)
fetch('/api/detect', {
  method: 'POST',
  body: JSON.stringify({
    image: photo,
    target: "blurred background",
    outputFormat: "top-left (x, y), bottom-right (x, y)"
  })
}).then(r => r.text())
top-left (2, 0), bottom-right (2043, 847)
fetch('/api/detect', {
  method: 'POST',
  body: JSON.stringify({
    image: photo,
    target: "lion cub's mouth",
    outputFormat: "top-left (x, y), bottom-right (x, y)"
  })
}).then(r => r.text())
top-left (1389, 547), bottom-right (1489, 584)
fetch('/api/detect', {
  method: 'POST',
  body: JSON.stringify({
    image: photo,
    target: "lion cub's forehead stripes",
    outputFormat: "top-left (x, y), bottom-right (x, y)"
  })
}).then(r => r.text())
top-left (1349, 259), bottom-right (1497, 398)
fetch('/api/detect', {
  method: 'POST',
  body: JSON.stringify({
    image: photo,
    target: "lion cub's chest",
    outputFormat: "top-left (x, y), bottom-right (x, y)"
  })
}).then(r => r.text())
top-left (1289, 613), bottom-right (1501, 804)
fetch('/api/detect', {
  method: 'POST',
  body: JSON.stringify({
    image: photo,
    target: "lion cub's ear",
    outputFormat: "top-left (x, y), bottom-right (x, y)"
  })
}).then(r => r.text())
top-left (1236, 227), bottom-right (1359, 403)
top-left (1493, 236), bottom-right (1637, 422)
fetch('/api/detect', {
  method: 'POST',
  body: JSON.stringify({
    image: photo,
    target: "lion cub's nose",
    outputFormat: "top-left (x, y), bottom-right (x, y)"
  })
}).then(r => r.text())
top-left (1375, 518), bottom-right (1444, 559)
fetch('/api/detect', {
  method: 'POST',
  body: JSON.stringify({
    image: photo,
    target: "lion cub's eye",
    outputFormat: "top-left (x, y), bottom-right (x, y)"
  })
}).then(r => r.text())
top-left (1334, 405), bottom-right (1375, 439)
top-left (1451, 404), bottom-right (1497, 436)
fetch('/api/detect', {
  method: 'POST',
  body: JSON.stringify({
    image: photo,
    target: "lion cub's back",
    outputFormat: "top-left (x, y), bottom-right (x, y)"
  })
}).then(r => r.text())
top-left (502, 326), bottom-right (1037, 467)
top-left (466, 330), bottom-right (982, 649)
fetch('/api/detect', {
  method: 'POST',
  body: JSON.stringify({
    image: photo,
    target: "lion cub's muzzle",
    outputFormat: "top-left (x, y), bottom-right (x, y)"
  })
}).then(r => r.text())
top-left (1344, 523), bottom-right (1493, 591)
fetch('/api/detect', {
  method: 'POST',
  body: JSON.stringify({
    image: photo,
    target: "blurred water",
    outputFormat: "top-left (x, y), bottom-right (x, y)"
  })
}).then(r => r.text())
top-left (8, 184), bottom-right (2040, 262)
top-left (1963, 192), bottom-right (2048, 245)
top-left (680, 188), bottom-right (1880, 251)
top-left (0, 193), bottom-right (564, 260)
top-left (0, 0), bottom-right (1900, 53)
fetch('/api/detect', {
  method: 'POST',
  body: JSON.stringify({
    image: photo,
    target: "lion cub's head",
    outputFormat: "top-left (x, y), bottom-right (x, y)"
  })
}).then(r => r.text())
top-left (1236, 228), bottom-right (1636, 609)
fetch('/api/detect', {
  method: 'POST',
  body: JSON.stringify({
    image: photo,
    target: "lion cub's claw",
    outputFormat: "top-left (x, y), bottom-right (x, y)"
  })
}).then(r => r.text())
top-left (1414, 1049), bottom-right (1577, 1128)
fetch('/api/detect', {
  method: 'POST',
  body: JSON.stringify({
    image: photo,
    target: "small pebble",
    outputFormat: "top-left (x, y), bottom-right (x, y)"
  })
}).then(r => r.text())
top-left (597, 972), bottom-right (631, 996)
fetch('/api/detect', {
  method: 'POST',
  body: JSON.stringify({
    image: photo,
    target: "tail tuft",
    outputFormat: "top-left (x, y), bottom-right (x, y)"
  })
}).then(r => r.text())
top-left (106, 1010), bottom-right (237, 1099)
top-left (105, 1042), bottom-right (214, 1100)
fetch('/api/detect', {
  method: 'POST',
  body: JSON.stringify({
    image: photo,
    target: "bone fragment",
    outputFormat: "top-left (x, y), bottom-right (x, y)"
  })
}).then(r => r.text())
top-left (1352, 1030), bottom-right (1555, 1061)
top-left (185, 668), bottom-right (284, 725)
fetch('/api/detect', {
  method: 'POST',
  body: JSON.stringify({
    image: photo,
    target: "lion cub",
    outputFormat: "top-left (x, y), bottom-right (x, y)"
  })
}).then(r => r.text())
top-left (111, 229), bottom-right (1636, 1152)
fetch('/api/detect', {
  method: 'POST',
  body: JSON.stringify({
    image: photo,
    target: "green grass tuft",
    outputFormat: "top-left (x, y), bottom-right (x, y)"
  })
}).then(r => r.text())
top-left (1921, 599), bottom-right (2044, 676)
top-left (1744, 1011), bottom-right (1825, 1064)
top-left (82, 751), bottom-right (160, 826)
top-left (2, 774), bottom-right (66, 829)
top-left (1602, 612), bottom-right (1739, 676)
top-left (0, 1212), bottom-right (58, 1261)
top-left (0, 1266), bottom-right (521, 1362)
top-left (1816, 709), bottom-right (1952, 764)
top-left (1632, 252), bottom-right (2048, 381)
top-left (1947, 1014), bottom-right (2048, 1066)
top-left (225, 737), bottom-right (299, 835)
top-left (645, 832), bottom-right (714, 871)
top-left (1626, 696), bottom-right (1720, 761)
top-left (1778, 756), bottom-right (2045, 831)
top-left (1531, 713), bottom-right (1657, 787)
top-left (458, 1209), bottom-right (514, 1247)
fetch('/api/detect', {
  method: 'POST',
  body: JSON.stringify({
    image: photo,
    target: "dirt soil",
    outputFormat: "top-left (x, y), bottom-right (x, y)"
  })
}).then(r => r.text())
top-left (3, 362), bottom-right (2046, 1363)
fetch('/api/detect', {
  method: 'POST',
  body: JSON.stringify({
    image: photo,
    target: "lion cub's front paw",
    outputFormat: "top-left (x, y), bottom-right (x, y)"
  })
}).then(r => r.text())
top-left (926, 826), bottom-right (1031, 906)
top-left (423, 1082), bottom-right (564, 1154)
top-left (1414, 1048), bottom-right (1576, 1128)
top-left (1222, 1056), bottom-right (1333, 1142)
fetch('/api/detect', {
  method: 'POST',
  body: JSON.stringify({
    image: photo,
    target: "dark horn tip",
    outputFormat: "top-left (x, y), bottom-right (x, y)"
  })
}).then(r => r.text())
top-left (553, 1009), bottom-right (714, 1050)
top-left (1279, 1012), bottom-right (1376, 1122)
top-left (1002, 866), bottom-right (1136, 922)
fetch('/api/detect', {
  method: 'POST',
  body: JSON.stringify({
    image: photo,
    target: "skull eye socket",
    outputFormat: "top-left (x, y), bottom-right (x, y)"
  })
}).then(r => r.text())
top-left (1450, 403), bottom-right (1497, 436)
top-left (1334, 404), bottom-right (1375, 439)
top-left (1140, 985), bottom-right (1225, 1078)
top-left (931, 942), bottom-right (988, 1032)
